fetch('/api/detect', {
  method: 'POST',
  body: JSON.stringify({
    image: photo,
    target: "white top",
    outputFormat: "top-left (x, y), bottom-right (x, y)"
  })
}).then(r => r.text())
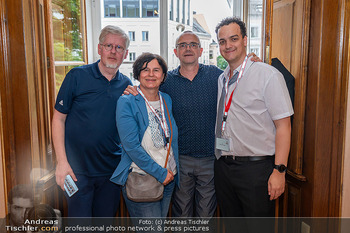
top-left (131, 100), bottom-right (177, 175)
top-left (216, 60), bottom-right (294, 156)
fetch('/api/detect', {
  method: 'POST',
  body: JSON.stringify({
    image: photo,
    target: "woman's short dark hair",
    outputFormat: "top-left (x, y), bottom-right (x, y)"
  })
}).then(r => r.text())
top-left (133, 53), bottom-right (168, 84)
top-left (215, 17), bottom-right (247, 38)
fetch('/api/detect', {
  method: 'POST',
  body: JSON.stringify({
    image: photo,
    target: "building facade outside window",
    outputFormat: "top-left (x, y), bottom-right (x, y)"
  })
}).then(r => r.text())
top-left (104, 0), bottom-right (120, 17)
top-left (123, 0), bottom-right (140, 17)
top-left (129, 31), bottom-right (135, 41)
top-left (142, 0), bottom-right (158, 17)
top-left (142, 31), bottom-right (149, 41)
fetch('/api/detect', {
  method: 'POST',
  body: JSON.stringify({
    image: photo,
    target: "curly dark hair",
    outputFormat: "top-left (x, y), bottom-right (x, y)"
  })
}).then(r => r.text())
top-left (215, 17), bottom-right (247, 38)
top-left (133, 53), bottom-right (168, 84)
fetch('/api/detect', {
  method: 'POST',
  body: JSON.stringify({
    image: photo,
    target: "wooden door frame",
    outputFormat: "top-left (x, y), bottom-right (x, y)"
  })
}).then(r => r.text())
top-left (0, 0), bottom-right (8, 216)
top-left (264, 0), bottom-right (311, 178)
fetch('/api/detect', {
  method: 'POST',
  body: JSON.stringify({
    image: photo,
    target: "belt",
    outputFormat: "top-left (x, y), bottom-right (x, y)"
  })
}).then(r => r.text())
top-left (221, 155), bottom-right (274, 162)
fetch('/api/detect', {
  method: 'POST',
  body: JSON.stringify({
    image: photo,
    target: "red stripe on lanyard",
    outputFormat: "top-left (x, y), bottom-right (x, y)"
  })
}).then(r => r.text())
top-left (221, 56), bottom-right (249, 134)
top-left (137, 87), bottom-right (170, 146)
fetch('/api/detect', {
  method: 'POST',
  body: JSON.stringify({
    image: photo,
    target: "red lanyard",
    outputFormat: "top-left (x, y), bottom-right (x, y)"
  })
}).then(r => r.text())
top-left (137, 87), bottom-right (170, 145)
top-left (221, 56), bottom-right (249, 134)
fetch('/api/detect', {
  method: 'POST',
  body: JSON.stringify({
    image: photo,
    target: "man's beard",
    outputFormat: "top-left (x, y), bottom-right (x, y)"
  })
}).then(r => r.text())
top-left (105, 62), bottom-right (119, 69)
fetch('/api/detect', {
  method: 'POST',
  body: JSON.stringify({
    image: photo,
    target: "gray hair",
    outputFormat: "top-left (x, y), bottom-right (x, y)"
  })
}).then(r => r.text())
top-left (175, 31), bottom-right (201, 47)
top-left (99, 25), bottom-right (130, 49)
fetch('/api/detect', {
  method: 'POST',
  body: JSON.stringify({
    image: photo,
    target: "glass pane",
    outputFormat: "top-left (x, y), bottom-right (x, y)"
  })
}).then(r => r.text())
top-left (176, 0), bottom-right (179, 22)
top-left (54, 65), bottom-right (78, 94)
top-left (52, 0), bottom-right (84, 62)
top-left (142, 0), bottom-right (158, 17)
top-left (104, 0), bottom-right (121, 17)
top-left (123, 0), bottom-right (140, 17)
top-left (247, 0), bottom-right (263, 57)
top-left (169, 0), bottom-right (173, 20)
top-left (52, 0), bottom-right (85, 96)
top-left (182, 0), bottom-right (185, 23)
top-left (142, 31), bottom-right (149, 41)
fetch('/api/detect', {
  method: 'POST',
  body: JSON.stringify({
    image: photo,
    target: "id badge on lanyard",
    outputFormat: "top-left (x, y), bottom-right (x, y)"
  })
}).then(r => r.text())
top-left (137, 87), bottom-right (170, 148)
top-left (215, 56), bottom-right (249, 152)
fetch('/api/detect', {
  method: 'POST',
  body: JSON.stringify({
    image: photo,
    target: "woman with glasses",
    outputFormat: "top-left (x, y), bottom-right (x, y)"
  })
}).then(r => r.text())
top-left (111, 53), bottom-right (179, 218)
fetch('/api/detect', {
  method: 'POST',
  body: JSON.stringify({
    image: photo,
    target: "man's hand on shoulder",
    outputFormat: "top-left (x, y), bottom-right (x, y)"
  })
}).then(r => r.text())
top-left (268, 169), bottom-right (286, 200)
top-left (248, 52), bottom-right (263, 63)
top-left (123, 85), bottom-right (138, 96)
top-left (55, 161), bottom-right (77, 191)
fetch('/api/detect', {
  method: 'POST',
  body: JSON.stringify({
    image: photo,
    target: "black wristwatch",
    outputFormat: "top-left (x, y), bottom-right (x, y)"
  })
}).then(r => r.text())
top-left (273, 164), bottom-right (287, 173)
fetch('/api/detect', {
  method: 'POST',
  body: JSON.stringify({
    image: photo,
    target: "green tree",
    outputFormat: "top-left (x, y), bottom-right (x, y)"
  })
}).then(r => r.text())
top-left (217, 55), bottom-right (228, 70)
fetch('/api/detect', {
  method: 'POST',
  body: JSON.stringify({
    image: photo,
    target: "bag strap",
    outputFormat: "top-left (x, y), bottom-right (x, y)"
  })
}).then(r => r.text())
top-left (163, 98), bottom-right (172, 168)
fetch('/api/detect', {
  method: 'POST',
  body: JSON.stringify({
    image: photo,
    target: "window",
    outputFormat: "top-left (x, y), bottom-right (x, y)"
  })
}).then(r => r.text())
top-left (250, 48), bottom-right (260, 57)
top-left (52, 0), bottom-right (86, 94)
top-left (142, 31), bottom-right (149, 41)
top-left (170, 0), bottom-right (173, 20)
top-left (176, 0), bottom-right (179, 22)
top-left (209, 50), bottom-right (213, 59)
top-left (129, 31), bottom-right (135, 41)
top-left (104, 0), bottom-right (120, 17)
top-left (182, 0), bottom-right (185, 24)
top-left (122, 0), bottom-right (140, 17)
top-left (142, 0), bottom-right (158, 17)
top-left (247, 0), bottom-right (263, 60)
top-left (129, 52), bottom-right (136, 61)
top-left (251, 26), bottom-right (259, 38)
top-left (187, 0), bottom-right (190, 25)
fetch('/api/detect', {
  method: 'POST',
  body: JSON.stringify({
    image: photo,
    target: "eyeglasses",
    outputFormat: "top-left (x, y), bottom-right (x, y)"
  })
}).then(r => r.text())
top-left (100, 44), bottom-right (125, 53)
top-left (176, 42), bottom-right (201, 50)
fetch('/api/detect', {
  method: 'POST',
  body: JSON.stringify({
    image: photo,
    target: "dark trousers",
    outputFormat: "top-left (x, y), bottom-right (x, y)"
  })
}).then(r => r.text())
top-left (214, 157), bottom-right (275, 217)
top-left (65, 174), bottom-right (121, 217)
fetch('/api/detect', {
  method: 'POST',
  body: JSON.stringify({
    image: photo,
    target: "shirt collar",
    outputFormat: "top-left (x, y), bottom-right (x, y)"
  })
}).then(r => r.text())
top-left (174, 63), bottom-right (204, 77)
top-left (222, 58), bottom-right (254, 80)
top-left (92, 59), bottom-right (121, 81)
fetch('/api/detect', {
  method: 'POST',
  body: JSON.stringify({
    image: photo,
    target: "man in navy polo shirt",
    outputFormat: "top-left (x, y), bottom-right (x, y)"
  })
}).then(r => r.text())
top-left (52, 25), bottom-right (132, 217)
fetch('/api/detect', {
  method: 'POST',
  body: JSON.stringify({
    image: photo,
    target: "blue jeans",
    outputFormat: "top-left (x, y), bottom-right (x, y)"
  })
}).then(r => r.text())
top-left (172, 155), bottom-right (216, 217)
top-left (122, 179), bottom-right (175, 217)
top-left (65, 174), bottom-right (121, 217)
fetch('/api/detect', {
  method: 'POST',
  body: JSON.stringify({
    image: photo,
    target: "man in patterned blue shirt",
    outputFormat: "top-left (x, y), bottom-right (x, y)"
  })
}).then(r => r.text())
top-left (160, 31), bottom-right (222, 217)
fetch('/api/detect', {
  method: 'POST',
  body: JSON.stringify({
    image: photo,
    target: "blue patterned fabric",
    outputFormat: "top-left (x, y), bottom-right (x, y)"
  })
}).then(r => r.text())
top-left (160, 64), bottom-right (223, 158)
